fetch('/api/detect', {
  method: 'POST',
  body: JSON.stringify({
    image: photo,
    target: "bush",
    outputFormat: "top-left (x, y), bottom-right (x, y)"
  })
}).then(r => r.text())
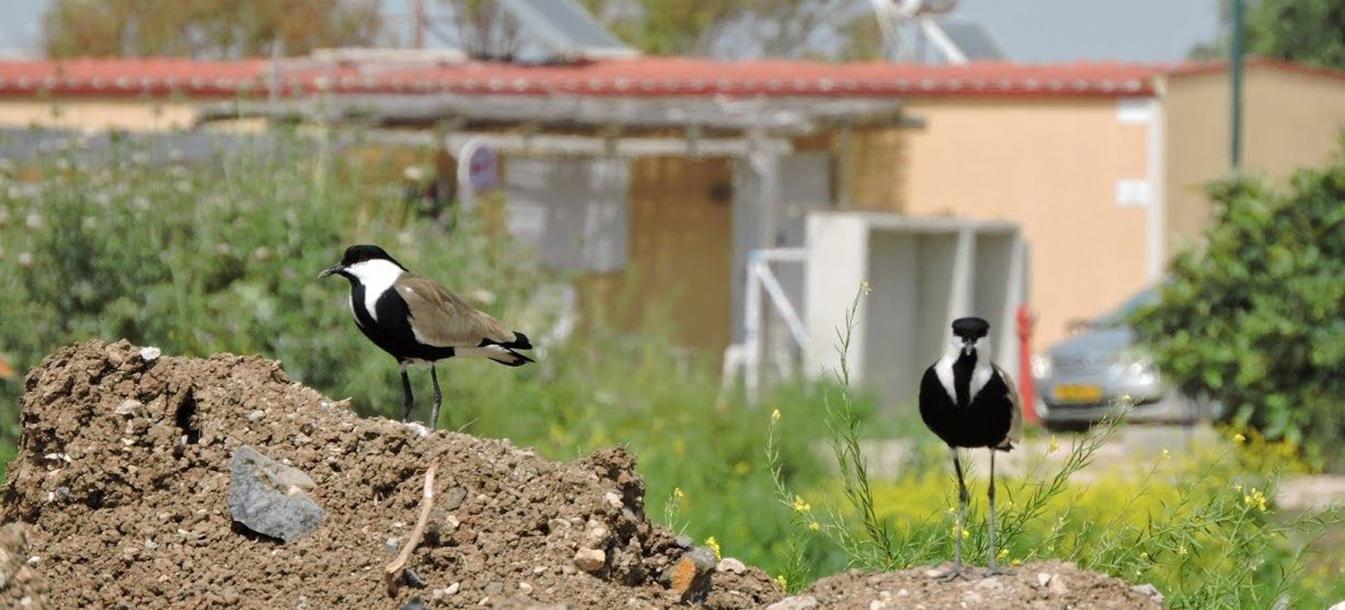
top-left (1132, 145), bottom-right (1345, 464)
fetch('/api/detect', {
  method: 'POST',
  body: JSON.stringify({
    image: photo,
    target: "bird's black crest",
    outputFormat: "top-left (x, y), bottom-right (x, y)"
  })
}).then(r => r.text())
top-left (340, 244), bottom-right (405, 269)
top-left (951, 317), bottom-right (990, 340)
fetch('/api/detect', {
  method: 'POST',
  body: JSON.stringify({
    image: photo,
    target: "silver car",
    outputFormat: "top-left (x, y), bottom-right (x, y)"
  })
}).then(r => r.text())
top-left (1032, 288), bottom-right (1221, 430)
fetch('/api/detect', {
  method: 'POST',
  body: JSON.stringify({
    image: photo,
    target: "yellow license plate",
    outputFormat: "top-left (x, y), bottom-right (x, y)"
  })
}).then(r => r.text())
top-left (1053, 384), bottom-right (1104, 404)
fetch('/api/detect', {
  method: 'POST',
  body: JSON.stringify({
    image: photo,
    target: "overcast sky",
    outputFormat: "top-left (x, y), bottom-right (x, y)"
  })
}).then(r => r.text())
top-left (0, 0), bottom-right (1222, 63)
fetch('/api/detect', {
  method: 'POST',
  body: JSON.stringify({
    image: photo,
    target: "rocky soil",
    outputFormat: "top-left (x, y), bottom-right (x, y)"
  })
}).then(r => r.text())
top-left (0, 340), bottom-right (1166, 609)
top-left (777, 562), bottom-right (1166, 610)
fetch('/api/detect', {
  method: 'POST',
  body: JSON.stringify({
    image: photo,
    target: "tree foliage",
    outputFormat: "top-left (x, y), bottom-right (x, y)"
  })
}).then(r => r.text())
top-left (581, 0), bottom-right (880, 59)
top-left (43, 0), bottom-right (383, 58)
top-left (1132, 142), bottom-right (1345, 459)
top-left (1191, 0), bottom-right (1345, 70)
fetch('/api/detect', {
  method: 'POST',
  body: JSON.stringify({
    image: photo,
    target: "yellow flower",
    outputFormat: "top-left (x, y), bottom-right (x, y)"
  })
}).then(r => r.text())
top-left (1234, 432), bottom-right (1246, 443)
top-left (1177, 544), bottom-right (1188, 557)
top-left (1140, 552), bottom-right (1149, 561)
top-left (733, 461), bottom-right (751, 476)
top-left (771, 409), bottom-right (781, 423)
top-left (1047, 436), bottom-right (1060, 454)
top-left (808, 521), bottom-right (820, 532)
top-left (705, 536), bottom-right (721, 560)
top-left (860, 280), bottom-right (873, 295)
top-left (673, 487), bottom-right (685, 501)
top-left (791, 495), bottom-right (812, 513)
top-left (1243, 488), bottom-right (1269, 512)
top-left (997, 548), bottom-right (1009, 561)
top-left (775, 574), bottom-right (788, 590)
top-left (952, 525), bottom-right (970, 540)
top-left (1161, 449), bottom-right (1170, 461)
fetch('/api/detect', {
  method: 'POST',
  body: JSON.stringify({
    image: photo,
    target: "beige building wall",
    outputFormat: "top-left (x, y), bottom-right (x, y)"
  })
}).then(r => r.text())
top-left (1163, 66), bottom-right (1345, 254)
top-left (899, 98), bottom-right (1153, 348)
top-left (0, 99), bottom-right (201, 132)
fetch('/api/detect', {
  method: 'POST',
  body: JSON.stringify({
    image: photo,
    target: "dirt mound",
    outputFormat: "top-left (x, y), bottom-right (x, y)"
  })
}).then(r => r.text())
top-left (0, 341), bottom-right (780, 609)
top-left (778, 562), bottom-right (1165, 610)
top-left (0, 341), bottom-right (1166, 609)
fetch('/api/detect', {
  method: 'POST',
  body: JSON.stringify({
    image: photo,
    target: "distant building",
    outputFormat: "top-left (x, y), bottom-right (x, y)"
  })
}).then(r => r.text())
top-left (3, 55), bottom-right (1345, 363)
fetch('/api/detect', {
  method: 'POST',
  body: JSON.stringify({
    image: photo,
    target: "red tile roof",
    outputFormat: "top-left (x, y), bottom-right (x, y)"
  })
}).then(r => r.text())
top-left (0, 56), bottom-right (1336, 100)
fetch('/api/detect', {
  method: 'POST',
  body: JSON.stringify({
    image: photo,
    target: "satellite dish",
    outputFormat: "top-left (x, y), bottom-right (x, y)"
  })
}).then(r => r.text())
top-left (891, 0), bottom-right (958, 18)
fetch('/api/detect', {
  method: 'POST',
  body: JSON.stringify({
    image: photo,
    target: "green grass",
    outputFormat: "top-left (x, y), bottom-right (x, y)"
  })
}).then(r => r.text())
top-left (0, 128), bottom-right (1341, 607)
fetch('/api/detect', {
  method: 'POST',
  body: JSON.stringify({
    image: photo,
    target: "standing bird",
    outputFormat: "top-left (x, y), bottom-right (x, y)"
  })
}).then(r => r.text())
top-left (319, 244), bottom-right (533, 429)
top-left (918, 316), bottom-right (1021, 580)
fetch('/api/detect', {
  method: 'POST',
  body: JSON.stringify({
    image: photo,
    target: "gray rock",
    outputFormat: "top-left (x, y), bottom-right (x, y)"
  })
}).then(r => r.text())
top-left (1132, 583), bottom-right (1164, 601)
top-left (673, 535), bottom-right (693, 549)
top-left (399, 599), bottom-right (428, 610)
top-left (228, 445), bottom-right (325, 543)
top-left (766, 595), bottom-right (818, 610)
top-left (442, 486), bottom-right (468, 511)
top-left (716, 557), bottom-right (747, 574)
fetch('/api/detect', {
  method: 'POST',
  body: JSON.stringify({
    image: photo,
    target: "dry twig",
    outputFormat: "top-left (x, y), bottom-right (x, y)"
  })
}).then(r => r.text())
top-left (385, 462), bottom-right (438, 596)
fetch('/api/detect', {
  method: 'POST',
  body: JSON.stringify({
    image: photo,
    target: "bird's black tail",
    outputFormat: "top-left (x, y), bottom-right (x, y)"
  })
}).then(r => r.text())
top-left (480, 332), bottom-right (534, 366)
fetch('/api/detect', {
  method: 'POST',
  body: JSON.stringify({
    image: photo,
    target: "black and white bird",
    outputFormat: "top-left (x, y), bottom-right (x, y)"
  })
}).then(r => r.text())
top-left (320, 245), bottom-right (533, 429)
top-left (918, 316), bottom-right (1021, 580)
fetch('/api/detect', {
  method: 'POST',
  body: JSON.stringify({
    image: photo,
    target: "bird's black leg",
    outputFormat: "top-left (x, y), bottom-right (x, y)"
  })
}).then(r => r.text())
top-left (429, 364), bottom-right (443, 430)
top-left (986, 448), bottom-right (1007, 576)
top-left (936, 449), bottom-right (974, 582)
top-left (400, 366), bottom-right (415, 423)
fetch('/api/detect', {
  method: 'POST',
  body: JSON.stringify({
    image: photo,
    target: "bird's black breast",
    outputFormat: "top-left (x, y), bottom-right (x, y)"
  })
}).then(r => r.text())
top-left (918, 363), bottom-right (1015, 450)
top-left (349, 282), bottom-right (455, 363)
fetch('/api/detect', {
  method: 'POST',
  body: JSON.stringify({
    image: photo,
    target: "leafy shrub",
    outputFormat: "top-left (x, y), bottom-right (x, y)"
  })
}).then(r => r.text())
top-left (1132, 146), bottom-right (1345, 463)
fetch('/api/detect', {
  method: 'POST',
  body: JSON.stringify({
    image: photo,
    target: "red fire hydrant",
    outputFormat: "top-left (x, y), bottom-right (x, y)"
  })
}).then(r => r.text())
top-left (1017, 304), bottom-right (1040, 425)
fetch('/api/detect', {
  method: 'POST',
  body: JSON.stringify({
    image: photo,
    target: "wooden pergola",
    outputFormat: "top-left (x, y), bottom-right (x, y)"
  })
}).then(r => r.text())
top-left (200, 92), bottom-right (918, 253)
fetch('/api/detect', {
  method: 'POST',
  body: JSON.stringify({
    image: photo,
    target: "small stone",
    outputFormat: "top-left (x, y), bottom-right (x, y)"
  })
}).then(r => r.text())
top-left (573, 548), bottom-right (606, 572)
top-left (386, 538), bottom-right (401, 553)
top-left (246, 409), bottom-right (266, 422)
top-left (1047, 574), bottom-right (1069, 596)
top-left (227, 445), bottom-right (325, 543)
top-left (924, 569), bottom-right (944, 579)
top-left (897, 589), bottom-right (909, 597)
top-left (766, 595), bottom-right (819, 610)
top-left (400, 599), bottom-right (428, 610)
top-left (484, 582), bottom-right (504, 596)
top-left (974, 577), bottom-right (1003, 591)
top-left (402, 567), bottom-right (426, 588)
top-left (518, 581), bottom-right (533, 595)
top-left (584, 525), bottom-right (610, 547)
top-left (604, 491), bottom-right (623, 508)
top-left (662, 547), bottom-right (717, 601)
top-left (446, 582), bottom-right (461, 596)
top-left (445, 515), bottom-right (460, 530)
top-left (673, 535), bottom-right (693, 549)
top-left (534, 566), bottom-right (548, 574)
top-left (115, 399), bottom-right (143, 416)
top-left (1133, 584), bottom-right (1164, 602)
top-left (138, 346), bottom-right (162, 361)
top-left (1036, 573), bottom-right (1052, 588)
top-left (547, 518), bottom-right (570, 535)
top-left (961, 590), bottom-right (984, 604)
top-left (716, 557), bottom-right (747, 574)
top-left (442, 486), bottom-right (468, 511)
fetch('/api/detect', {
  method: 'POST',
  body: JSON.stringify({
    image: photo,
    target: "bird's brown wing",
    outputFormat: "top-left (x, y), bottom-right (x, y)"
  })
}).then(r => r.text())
top-left (394, 274), bottom-right (515, 348)
top-left (994, 364), bottom-right (1024, 447)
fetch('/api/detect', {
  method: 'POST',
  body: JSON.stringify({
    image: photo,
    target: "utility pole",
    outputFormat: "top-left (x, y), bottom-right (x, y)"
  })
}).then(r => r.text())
top-left (1230, 0), bottom-right (1245, 171)
top-left (412, 0), bottom-right (428, 49)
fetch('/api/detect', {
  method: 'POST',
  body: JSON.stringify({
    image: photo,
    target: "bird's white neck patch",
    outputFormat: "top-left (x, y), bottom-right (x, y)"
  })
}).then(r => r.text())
top-left (934, 336), bottom-right (995, 405)
top-left (347, 259), bottom-right (404, 321)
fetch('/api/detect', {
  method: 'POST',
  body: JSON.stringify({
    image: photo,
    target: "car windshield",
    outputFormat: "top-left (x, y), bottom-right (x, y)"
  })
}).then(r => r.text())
top-left (1092, 288), bottom-right (1159, 329)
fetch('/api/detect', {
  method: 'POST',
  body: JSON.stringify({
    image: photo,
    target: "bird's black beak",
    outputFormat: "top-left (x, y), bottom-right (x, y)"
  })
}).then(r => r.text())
top-left (319, 264), bottom-right (343, 279)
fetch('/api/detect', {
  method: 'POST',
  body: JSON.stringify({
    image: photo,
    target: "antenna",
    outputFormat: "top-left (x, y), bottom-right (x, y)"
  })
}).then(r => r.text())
top-left (868, 0), bottom-right (963, 63)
